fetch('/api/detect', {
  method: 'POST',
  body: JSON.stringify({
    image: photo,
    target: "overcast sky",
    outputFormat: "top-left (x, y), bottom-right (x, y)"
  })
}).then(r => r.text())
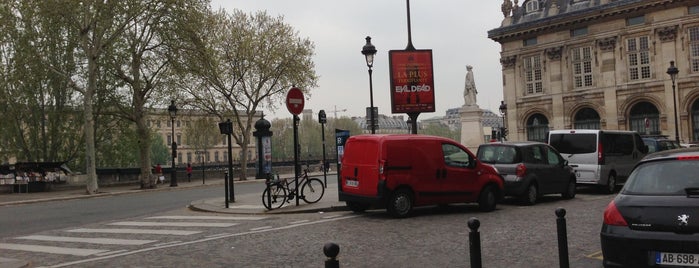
top-left (212, 0), bottom-right (505, 121)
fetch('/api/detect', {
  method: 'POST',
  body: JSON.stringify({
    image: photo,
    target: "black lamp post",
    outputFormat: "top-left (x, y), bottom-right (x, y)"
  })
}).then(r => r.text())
top-left (667, 61), bottom-right (680, 143)
top-left (318, 110), bottom-right (327, 187)
top-left (499, 100), bottom-right (508, 141)
top-left (362, 36), bottom-right (377, 134)
top-left (219, 119), bottom-right (235, 206)
top-left (168, 100), bottom-right (178, 187)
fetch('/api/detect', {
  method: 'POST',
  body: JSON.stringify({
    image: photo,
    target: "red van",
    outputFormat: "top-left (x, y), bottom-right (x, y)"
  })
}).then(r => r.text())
top-left (339, 134), bottom-right (503, 217)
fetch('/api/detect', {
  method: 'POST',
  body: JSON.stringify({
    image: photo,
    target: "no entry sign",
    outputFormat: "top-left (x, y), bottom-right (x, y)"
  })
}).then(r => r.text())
top-left (286, 87), bottom-right (304, 115)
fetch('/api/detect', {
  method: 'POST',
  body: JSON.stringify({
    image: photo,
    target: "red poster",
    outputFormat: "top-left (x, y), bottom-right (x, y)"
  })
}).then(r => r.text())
top-left (389, 49), bottom-right (435, 114)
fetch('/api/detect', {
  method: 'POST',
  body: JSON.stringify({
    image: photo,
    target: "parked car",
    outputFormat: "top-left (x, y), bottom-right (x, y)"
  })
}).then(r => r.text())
top-left (339, 134), bottom-right (504, 218)
top-left (601, 147), bottom-right (699, 267)
top-left (548, 129), bottom-right (647, 194)
top-left (476, 141), bottom-right (576, 205)
top-left (642, 135), bottom-right (681, 153)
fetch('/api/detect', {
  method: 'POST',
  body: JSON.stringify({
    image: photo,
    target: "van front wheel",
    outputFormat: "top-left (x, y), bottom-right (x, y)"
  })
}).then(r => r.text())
top-left (478, 185), bottom-right (497, 212)
top-left (387, 189), bottom-right (413, 218)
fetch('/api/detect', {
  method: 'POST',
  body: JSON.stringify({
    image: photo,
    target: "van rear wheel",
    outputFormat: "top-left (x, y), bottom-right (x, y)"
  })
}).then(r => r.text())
top-left (478, 185), bottom-right (497, 212)
top-left (604, 174), bottom-right (617, 194)
top-left (520, 183), bottom-right (538, 205)
top-left (387, 189), bottom-right (413, 218)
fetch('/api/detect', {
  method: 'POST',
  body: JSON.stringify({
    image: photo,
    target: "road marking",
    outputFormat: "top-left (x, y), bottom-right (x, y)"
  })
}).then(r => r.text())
top-left (289, 220), bottom-right (309, 224)
top-left (108, 221), bottom-right (237, 227)
top-left (322, 215), bottom-right (343, 219)
top-left (227, 204), bottom-right (267, 209)
top-left (15, 235), bottom-right (156, 245)
top-left (48, 214), bottom-right (361, 267)
top-left (67, 228), bottom-right (200, 236)
top-left (250, 226), bottom-right (273, 231)
top-left (153, 241), bottom-right (182, 247)
top-left (0, 243), bottom-right (108, 256)
top-left (94, 250), bottom-right (128, 256)
top-left (205, 233), bottom-right (232, 238)
top-left (147, 216), bottom-right (267, 221)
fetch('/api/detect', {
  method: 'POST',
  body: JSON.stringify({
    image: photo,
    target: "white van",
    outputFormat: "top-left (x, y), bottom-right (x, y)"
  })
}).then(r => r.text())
top-left (548, 130), bottom-right (648, 193)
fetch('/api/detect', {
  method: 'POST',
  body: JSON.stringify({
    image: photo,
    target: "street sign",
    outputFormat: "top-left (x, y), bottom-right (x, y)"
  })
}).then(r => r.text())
top-left (286, 87), bottom-right (304, 115)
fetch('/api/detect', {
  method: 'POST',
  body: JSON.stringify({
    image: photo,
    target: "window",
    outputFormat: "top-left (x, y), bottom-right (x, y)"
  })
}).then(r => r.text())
top-left (167, 134), bottom-right (172, 145)
top-left (215, 151), bottom-right (219, 162)
top-left (690, 26), bottom-right (699, 73)
top-left (526, 114), bottom-right (549, 142)
top-left (627, 15), bottom-right (645, 26)
top-left (177, 120), bottom-right (181, 127)
top-left (524, 37), bottom-right (538, 46)
top-left (690, 5), bottom-right (699, 14)
top-left (571, 27), bottom-right (588, 37)
top-left (525, 0), bottom-right (539, 12)
top-left (571, 46), bottom-right (593, 88)
top-left (187, 152), bottom-right (192, 163)
top-left (156, 120), bottom-right (161, 128)
top-left (627, 36), bottom-right (651, 80)
top-left (167, 120), bottom-right (171, 127)
top-left (523, 55), bottom-right (543, 94)
top-left (545, 147), bottom-right (561, 165)
top-left (176, 134), bottom-right (181, 145)
top-left (177, 153), bottom-right (182, 164)
top-left (442, 144), bottom-right (471, 168)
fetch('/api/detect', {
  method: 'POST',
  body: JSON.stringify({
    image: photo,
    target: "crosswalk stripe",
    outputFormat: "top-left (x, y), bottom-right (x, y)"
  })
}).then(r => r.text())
top-left (0, 243), bottom-right (108, 256)
top-left (108, 221), bottom-right (237, 227)
top-left (146, 216), bottom-right (267, 221)
top-left (67, 228), bottom-right (200, 236)
top-left (15, 235), bottom-right (156, 245)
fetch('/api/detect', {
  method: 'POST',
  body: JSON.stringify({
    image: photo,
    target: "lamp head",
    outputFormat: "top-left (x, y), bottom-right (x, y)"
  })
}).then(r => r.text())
top-left (361, 36), bottom-right (377, 68)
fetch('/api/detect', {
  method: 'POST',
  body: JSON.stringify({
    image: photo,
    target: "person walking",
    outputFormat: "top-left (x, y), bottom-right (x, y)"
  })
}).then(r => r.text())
top-left (186, 163), bottom-right (193, 182)
top-left (155, 163), bottom-right (163, 184)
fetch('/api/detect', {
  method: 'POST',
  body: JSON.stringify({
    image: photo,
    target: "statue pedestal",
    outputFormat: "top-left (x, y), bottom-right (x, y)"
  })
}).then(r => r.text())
top-left (460, 105), bottom-right (484, 152)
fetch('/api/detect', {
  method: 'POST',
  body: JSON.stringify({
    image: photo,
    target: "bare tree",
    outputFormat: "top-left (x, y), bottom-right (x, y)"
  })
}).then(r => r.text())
top-left (172, 9), bottom-right (318, 180)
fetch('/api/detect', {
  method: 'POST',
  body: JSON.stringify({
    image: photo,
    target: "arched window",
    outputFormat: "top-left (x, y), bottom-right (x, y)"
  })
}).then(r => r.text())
top-left (629, 101), bottom-right (660, 135)
top-left (691, 100), bottom-right (699, 142)
top-left (526, 114), bottom-right (549, 142)
top-left (574, 108), bottom-right (600, 129)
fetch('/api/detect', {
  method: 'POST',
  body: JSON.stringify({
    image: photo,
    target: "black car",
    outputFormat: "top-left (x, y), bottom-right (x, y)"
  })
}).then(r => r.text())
top-left (476, 141), bottom-right (576, 205)
top-left (642, 136), bottom-right (681, 153)
top-left (601, 147), bottom-right (699, 267)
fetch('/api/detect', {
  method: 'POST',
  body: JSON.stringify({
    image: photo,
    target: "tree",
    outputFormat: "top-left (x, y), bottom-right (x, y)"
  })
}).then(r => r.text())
top-left (172, 8), bottom-right (318, 180)
top-left (421, 122), bottom-right (460, 141)
top-left (183, 117), bottom-right (221, 165)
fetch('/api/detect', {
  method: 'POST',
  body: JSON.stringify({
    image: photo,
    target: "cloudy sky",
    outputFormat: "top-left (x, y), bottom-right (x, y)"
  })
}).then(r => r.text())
top-left (211, 0), bottom-right (506, 121)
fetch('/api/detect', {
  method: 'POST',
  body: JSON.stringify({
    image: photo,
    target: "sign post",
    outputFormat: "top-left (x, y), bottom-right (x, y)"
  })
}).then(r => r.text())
top-left (286, 87), bottom-right (304, 206)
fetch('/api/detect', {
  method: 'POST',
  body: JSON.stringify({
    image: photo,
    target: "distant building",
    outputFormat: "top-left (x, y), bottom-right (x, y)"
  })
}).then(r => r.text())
top-left (353, 114), bottom-right (411, 134)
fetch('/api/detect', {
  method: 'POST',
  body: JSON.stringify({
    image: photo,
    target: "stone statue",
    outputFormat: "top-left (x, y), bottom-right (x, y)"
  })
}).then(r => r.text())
top-left (502, 0), bottom-right (513, 18)
top-left (464, 65), bottom-right (478, 106)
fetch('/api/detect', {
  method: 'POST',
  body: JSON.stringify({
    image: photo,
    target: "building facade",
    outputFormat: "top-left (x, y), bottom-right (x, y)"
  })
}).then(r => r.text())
top-left (489, 0), bottom-right (699, 143)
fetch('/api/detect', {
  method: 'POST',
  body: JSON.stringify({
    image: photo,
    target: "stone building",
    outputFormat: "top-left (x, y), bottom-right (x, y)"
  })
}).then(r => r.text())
top-left (488, 0), bottom-right (699, 143)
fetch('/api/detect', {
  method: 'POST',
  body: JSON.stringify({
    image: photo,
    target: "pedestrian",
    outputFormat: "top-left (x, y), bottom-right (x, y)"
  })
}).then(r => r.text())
top-left (155, 163), bottom-right (163, 184)
top-left (186, 163), bottom-right (192, 182)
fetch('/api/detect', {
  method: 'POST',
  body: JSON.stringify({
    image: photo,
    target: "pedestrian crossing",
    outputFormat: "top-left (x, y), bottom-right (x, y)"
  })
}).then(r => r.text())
top-left (0, 215), bottom-right (266, 257)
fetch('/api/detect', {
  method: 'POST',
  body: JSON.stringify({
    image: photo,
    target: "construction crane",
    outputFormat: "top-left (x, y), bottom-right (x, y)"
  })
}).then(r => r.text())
top-left (330, 105), bottom-right (347, 118)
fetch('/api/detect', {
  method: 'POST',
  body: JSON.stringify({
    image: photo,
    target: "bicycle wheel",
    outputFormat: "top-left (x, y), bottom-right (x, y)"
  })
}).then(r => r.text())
top-left (301, 178), bottom-right (325, 203)
top-left (262, 184), bottom-right (287, 210)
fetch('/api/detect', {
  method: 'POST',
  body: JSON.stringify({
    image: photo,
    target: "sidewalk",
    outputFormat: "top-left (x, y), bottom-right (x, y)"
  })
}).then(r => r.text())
top-left (0, 172), bottom-right (348, 214)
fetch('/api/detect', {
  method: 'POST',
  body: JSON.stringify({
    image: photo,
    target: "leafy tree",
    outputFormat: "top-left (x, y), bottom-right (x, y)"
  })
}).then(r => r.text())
top-left (183, 117), bottom-right (221, 164)
top-left (421, 122), bottom-right (460, 141)
top-left (171, 9), bottom-right (318, 180)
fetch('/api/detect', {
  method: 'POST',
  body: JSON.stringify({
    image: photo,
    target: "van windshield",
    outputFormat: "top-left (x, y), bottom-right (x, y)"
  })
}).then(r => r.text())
top-left (549, 133), bottom-right (596, 154)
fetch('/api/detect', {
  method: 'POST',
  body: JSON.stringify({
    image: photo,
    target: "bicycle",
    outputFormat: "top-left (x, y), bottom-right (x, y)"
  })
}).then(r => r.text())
top-left (262, 164), bottom-right (325, 210)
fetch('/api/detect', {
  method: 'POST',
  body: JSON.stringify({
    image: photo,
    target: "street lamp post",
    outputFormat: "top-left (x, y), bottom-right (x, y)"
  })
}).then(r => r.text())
top-left (499, 100), bottom-right (508, 141)
top-left (168, 100), bottom-right (178, 187)
top-left (362, 36), bottom-right (377, 134)
top-left (667, 61), bottom-right (680, 143)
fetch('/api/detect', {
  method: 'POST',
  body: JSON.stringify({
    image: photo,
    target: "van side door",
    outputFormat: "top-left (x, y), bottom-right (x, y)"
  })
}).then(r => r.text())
top-left (439, 143), bottom-right (481, 203)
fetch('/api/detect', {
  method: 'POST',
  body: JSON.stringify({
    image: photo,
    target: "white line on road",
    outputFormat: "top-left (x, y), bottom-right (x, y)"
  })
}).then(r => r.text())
top-left (289, 220), bottom-right (309, 224)
top-left (15, 235), bottom-right (156, 245)
top-left (322, 215), bottom-right (343, 219)
top-left (147, 216), bottom-right (267, 221)
top-left (94, 250), bottom-right (128, 257)
top-left (0, 243), bottom-right (108, 256)
top-left (249, 226), bottom-right (273, 231)
top-left (49, 214), bottom-right (361, 267)
top-left (108, 221), bottom-right (237, 227)
top-left (67, 228), bottom-right (201, 236)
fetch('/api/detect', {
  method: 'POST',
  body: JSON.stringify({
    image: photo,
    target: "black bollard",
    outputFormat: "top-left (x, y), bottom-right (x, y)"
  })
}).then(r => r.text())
top-left (556, 208), bottom-right (569, 268)
top-left (324, 242), bottom-right (340, 268)
top-left (468, 217), bottom-right (482, 268)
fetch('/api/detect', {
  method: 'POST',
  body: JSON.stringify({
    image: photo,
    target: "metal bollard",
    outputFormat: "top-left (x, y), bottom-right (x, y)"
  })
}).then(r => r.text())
top-left (324, 242), bottom-right (340, 268)
top-left (468, 217), bottom-right (482, 268)
top-left (556, 208), bottom-right (569, 268)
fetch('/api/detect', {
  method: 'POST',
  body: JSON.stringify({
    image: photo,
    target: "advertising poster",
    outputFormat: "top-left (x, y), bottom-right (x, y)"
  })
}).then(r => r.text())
top-left (389, 49), bottom-right (435, 113)
top-left (262, 136), bottom-right (272, 174)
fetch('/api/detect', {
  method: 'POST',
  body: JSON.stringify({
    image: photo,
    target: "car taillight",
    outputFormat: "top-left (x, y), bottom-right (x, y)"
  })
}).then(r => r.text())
top-left (678, 156), bottom-right (699, 160)
top-left (516, 164), bottom-right (526, 177)
top-left (598, 141), bottom-right (605, 165)
top-left (603, 201), bottom-right (628, 226)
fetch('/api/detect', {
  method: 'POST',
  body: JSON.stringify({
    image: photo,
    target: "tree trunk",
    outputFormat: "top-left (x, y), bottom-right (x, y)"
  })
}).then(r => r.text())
top-left (136, 109), bottom-right (154, 189)
top-left (84, 53), bottom-right (99, 194)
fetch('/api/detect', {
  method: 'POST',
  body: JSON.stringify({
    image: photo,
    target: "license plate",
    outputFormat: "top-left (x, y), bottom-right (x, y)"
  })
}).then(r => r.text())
top-left (345, 180), bottom-right (358, 187)
top-left (656, 252), bottom-right (699, 267)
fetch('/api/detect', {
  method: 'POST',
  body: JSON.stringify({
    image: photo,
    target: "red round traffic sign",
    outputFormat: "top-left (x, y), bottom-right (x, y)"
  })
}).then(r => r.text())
top-left (286, 87), bottom-right (305, 115)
